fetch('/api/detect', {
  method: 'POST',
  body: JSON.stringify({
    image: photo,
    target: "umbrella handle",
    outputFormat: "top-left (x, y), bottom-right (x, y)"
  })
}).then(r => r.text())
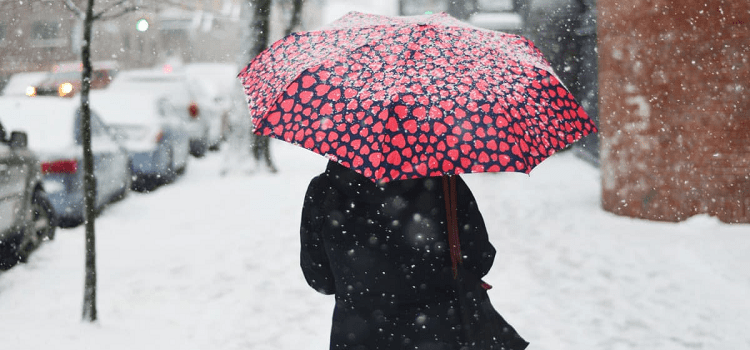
top-left (442, 175), bottom-right (462, 279)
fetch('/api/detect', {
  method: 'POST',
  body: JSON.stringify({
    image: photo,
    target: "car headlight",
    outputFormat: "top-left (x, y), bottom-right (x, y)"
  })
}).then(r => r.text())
top-left (58, 82), bottom-right (74, 97)
top-left (26, 86), bottom-right (37, 97)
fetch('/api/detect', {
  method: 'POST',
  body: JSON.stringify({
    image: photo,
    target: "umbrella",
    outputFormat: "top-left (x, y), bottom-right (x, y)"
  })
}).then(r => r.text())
top-left (240, 11), bottom-right (595, 348)
top-left (238, 11), bottom-right (597, 183)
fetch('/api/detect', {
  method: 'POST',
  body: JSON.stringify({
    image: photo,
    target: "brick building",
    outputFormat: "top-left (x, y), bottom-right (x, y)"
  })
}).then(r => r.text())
top-left (599, 0), bottom-right (750, 223)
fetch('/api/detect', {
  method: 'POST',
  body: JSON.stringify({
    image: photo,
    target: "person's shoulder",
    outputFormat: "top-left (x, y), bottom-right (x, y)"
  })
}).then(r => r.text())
top-left (303, 174), bottom-right (328, 208)
top-left (307, 172), bottom-right (328, 189)
top-left (454, 175), bottom-right (476, 197)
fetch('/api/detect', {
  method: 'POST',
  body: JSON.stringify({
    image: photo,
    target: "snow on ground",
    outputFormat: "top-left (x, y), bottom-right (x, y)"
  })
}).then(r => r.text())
top-left (1, 140), bottom-right (748, 350)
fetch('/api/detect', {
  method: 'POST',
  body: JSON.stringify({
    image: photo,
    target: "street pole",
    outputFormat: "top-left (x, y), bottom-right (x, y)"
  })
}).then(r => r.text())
top-left (80, 0), bottom-right (98, 323)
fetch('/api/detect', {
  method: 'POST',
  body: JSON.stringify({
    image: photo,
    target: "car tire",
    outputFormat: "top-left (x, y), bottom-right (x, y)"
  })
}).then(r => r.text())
top-left (163, 147), bottom-right (176, 184)
top-left (209, 137), bottom-right (222, 152)
top-left (116, 163), bottom-right (132, 201)
top-left (192, 141), bottom-right (207, 158)
top-left (17, 189), bottom-right (56, 262)
top-left (32, 188), bottom-right (56, 241)
top-left (177, 156), bottom-right (188, 175)
top-left (190, 132), bottom-right (209, 158)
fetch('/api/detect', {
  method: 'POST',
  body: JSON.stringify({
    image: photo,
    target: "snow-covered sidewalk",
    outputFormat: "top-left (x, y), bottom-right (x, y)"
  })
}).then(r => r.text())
top-left (1, 140), bottom-right (748, 350)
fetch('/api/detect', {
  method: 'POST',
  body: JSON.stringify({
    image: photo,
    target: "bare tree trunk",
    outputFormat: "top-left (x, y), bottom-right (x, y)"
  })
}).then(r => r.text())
top-left (284, 0), bottom-right (304, 35)
top-left (80, 0), bottom-right (98, 323)
top-left (447, 0), bottom-right (477, 19)
top-left (249, 0), bottom-right (277, 172)
top-left (249, 0), bottom-right (271, 60)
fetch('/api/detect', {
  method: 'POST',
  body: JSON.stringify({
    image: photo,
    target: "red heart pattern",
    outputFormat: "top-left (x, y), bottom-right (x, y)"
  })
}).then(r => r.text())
top-left (239, 11), bottom-right (597, 183)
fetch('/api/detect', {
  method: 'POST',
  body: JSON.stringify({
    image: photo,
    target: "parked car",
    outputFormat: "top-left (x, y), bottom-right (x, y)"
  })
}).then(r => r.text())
top-left (108, 67), bottom-right (213, 158)
top-left (0, 120), bottom-right (56, 266)
top-left (26, 61), bottom-right (119, 98)
top-left (185, 62), bottom-right (240, 149)
top-left (90, 82), bottom-right (190, 190)
top-left (0, 71), bottom-right (47, 97)
top-left (0, 97), bottom-right (131, 227)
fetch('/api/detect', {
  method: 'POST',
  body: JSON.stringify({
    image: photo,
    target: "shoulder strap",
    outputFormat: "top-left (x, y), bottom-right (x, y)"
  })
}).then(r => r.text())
top-left (442, 175), bottom-right (462, 279)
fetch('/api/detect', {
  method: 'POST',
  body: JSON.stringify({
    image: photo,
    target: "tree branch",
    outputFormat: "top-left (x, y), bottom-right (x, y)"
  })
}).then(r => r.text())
top-left (63, 0), bottom-right (86, 19)
top-left (91, 0), bottom-right (136, 20)
top-left (95, 0), bottom-right (129, 14)
top-left (284, 0), bottom-right (304, 35)
top-left (94, 5), bottom-right (140, 21)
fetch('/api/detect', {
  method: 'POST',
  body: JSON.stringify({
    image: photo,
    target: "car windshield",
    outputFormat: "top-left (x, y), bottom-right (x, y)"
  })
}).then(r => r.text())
top-left (0, 99), bottom-right (77, 152)
top-left (38, 72), bottom-right (80, 86)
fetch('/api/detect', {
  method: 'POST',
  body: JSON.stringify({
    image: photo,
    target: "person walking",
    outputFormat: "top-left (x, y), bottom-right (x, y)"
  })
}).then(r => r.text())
top-left (300, 161), bottom-right (528, 350)
top-left (237, 10), bottom-right (595, 350)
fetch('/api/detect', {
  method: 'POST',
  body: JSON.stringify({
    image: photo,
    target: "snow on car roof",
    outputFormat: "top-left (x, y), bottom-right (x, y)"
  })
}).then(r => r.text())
top-left (89, 89), bottom-right (170, 126)
top-left (108, 68), bottom-right (193, 100)
top-left (52, 60), bottom-right (120, 73)
top-left (0, 71), bottom-right (48, 96)
top-left (185, 62), bottom-right (239, 80)
top-left (185, 62), bottom-right (241, 94)
top-left (0, 96), bottom-right (79, 152)
top-left (111, 68), bottom-right (188, 83)
top-left (90, 67), bottom-right (202, 125)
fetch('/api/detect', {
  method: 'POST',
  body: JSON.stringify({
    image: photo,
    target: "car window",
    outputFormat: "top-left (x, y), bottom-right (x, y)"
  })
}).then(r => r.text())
top-left (39, 71), bottom-right (80, 86)
top-left (74, 109), bottom-right (106, 144)
top-left (91, 113), bottom-right (107, 136)
top-left (157, 97), bottom-right (177, 117)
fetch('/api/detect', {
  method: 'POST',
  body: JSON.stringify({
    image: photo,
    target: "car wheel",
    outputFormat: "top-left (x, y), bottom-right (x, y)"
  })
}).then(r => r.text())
top-left (209, 136), bottom-right (222, 152)
top-left (190, 131), bottom-right (209, 158)
top-left (163, 147), bottom-right (176, 183)
top-left (177, 156), bottom-right (188, 175)
top-left (116, 162), bottom-right (133, 200)
top-left (17, 189), bottom-right (56, 262)
top-left (125, 163), bottom-right (133, 195)
top-left (199, 143), bottom-right (207, 157)
top-left (191, 140), bottom-right (207, 158)
top-left (32, 189), bottom-right (56, 241)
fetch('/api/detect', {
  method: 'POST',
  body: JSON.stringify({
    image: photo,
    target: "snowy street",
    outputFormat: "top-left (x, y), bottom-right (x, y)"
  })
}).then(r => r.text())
top-left (0, 141), bottom-right (748, 350)
top-left (1, 0), bottom-right (747, 348)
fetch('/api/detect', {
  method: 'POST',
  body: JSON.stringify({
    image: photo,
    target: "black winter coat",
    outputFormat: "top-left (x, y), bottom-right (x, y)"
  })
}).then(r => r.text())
top-left (301, 161), bottom-right (505, 350)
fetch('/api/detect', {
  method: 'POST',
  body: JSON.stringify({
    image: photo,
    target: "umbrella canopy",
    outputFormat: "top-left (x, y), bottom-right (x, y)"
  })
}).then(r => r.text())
top-left (239, 11), bottom-right (597, 183)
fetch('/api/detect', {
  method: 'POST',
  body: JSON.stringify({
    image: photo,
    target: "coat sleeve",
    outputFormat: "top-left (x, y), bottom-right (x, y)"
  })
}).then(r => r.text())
top-left (455, 176), bottom-right (496, 278)
top-left (300, 176), bottom-right (336, 295)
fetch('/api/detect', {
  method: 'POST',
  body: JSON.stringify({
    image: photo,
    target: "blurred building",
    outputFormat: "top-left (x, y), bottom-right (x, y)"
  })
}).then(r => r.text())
top-left (0, 0), bottom-right (322, 87)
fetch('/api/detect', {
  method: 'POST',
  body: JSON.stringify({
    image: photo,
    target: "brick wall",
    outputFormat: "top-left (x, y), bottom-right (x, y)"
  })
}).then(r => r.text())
top-left (598, 0), bottom-right (750, 223)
